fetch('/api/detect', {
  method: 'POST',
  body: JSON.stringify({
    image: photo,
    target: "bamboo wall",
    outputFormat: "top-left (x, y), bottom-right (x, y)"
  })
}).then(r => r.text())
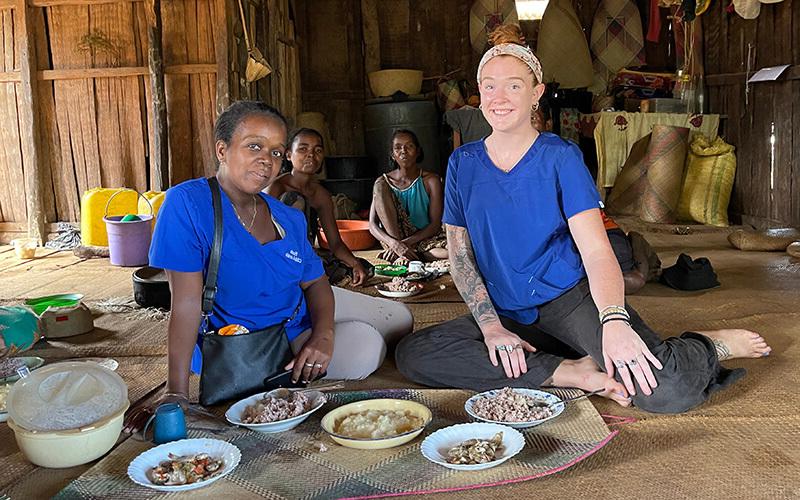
top-left (704, 1), bottom-right (799, 228)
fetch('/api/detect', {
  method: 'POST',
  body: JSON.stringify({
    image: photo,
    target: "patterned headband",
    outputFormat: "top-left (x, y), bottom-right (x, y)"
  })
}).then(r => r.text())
top-left (476, 43), bottom-right (543, 85)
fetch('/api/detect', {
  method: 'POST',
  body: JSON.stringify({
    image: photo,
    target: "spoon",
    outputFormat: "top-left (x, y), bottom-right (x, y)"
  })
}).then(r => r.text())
top-left (550, 388), bottom-right (605, 407)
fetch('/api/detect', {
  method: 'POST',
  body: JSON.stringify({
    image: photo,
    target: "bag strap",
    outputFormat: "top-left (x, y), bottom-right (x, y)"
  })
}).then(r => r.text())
top-left (201, 177), bottom-right (224, 331)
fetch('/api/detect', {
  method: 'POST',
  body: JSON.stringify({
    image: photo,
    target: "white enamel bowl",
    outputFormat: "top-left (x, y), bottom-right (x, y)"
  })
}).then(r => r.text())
top-left (127, 438), bottom-right (240, 492)
top-left (464, 388), bottom-right (565, 429)
top-left (420, 422), bottom-right (525, 471)
top-left (225, 389), bottom-right (326, 433)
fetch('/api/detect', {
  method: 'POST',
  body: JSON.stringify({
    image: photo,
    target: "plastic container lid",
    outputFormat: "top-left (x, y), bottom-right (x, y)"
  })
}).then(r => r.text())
top-left (8, 362), bottom-right (128, 432)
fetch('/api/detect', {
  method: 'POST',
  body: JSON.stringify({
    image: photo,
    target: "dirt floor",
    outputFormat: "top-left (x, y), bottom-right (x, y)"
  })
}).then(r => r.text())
top-left (1, 218), bottom-right (799, 499)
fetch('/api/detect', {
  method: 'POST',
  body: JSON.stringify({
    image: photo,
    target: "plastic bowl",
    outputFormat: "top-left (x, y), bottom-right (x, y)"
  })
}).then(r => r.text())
top-left (368, 69), bottom-right (423, 97)
top-left (464, 388), bottom-right (565, 429)
top-left (10, 238), bottom-right (38, 259)
top-left (24, 293), bottom-right (84, 316)
top-left (318, 220), bottom-right (377, 251)
top-left (225, 389), bottom-right (327, 433)
top-left (320, 398), bottom-right (432, 450)
top-left (8, 403), bottom-right (128, 468)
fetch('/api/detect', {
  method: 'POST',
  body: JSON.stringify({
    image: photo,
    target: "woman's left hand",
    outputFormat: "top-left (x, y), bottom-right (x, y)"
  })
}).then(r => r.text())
top-left (286, 328), bottom-right (334, 383)
top-left (602, 321), bottom-right (663, 396)
top-left (351, 260), bottom-right (368, 286)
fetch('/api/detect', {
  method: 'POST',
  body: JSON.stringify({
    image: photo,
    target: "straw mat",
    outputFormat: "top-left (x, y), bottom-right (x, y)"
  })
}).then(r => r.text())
top-left (55, 388), bottom-right (616, 499)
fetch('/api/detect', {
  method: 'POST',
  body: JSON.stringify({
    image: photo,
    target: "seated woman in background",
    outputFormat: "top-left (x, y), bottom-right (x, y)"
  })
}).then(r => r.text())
top-left (124, 102), bottom-right (413, 431)
top-left (369, 129), bottom-right (448, 264)
top-left (268, 128), bottom-right (371, 286)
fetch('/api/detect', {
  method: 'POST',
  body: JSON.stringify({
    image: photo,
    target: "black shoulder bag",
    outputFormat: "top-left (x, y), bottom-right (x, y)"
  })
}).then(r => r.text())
top-left (198, 177), bottom-right (298, 406)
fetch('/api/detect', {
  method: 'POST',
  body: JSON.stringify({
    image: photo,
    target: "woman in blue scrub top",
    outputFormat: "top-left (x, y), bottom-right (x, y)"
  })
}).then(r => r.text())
top-left (369, 129), bottom-right (448, 264)
top-left (124, 102), bottom-right (413, 431)
top-left (396, 27), bottom-right (770, 414)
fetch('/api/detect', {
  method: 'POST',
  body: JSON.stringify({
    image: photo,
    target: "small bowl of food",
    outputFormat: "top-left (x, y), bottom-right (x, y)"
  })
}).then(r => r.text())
top-left (424, 260), bottom-right (450, 275)
top-left (375, 277), bottom-right (423, 298)
top-left (225, 388), bottom-right (327, 433)
top-left (464, 387), bottom-right (565, 429)
top-left (127, 438), bottom-right (240, 492)
top-left (320, 398), bottom-right (432, 450)
top-left (420, 422), bottom-right (525, 471)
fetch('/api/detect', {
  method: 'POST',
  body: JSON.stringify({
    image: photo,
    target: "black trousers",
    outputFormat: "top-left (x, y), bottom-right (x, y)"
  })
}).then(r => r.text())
top-left (396, 279), bottom-right (744, 414)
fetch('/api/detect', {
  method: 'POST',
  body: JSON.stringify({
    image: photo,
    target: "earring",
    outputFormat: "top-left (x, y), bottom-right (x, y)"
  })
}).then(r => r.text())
top-left (532, 102), bottom-right (540, 112)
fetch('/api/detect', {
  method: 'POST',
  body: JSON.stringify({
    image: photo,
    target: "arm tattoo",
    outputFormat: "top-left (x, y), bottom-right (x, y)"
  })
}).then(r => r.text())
top-left (446, 225), bottom-right (500, 329)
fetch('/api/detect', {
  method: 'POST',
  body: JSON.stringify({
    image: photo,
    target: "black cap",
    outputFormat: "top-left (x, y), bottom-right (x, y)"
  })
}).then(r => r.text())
top-left (660, 253), bottom-right (720, 291)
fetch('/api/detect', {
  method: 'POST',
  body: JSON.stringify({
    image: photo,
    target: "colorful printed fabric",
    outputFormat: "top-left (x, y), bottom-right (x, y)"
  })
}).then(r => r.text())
top-left (478, 43), bottom-right (544, 84)
top-left (559, 108), bottom-right (582, 144)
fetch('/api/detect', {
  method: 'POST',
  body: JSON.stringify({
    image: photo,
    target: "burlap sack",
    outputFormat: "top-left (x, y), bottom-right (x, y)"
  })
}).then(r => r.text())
top-left (727, 229), bottom-right (800, 251)
top-left (677, 134), bottom-right (736, 227)
top-left (787, 242), bottom-right (800, 258)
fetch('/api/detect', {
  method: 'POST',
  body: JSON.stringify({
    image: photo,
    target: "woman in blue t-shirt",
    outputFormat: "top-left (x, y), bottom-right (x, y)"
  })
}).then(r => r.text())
top-left (124, 102), bottom-right (413, 430)
top-left (396, 27), bottom-right (770, 414)
top-left (369, 129), bottom-right (448, 264)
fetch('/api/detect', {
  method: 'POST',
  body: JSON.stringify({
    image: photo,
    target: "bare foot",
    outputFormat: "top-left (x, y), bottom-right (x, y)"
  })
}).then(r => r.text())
top-left (697, 329), bottom-right (772, 360)
top-left (551, 356), bottom-right (632, 407)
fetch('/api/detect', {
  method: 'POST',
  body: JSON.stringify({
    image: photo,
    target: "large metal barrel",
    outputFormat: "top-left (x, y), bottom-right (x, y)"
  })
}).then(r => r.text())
top-left (364, 101), bottom-right (442, 175)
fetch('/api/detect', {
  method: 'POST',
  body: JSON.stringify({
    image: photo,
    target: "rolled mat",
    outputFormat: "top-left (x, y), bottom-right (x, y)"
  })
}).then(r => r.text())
top-left (605, 133), bottom-right (653, 216)
top-left (727, 228), bottom-right (800, 251)
top-left (639, 125), bottom-right (689, 223)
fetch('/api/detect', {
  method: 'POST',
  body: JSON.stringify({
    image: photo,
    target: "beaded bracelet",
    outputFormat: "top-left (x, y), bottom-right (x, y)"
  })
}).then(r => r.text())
top-left (599, 305), bottom-right (629, 322)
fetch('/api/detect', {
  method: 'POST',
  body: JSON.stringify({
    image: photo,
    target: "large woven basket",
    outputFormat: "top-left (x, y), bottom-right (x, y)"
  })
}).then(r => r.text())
top-left (368, 69), bottom-right (423, 97)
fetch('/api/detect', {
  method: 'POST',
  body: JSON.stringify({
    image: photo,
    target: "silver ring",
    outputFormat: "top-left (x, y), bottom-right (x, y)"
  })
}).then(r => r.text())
top-left (314, 363), bottom-right (323, 368)
top-left (628, 359), bottom-right (638, 366)
top-left (513, 343), bottom-right (522, 351)
top-left (304, 362), bottom-right (315, 368)
top-left (495, 345), bottom-right (507, 352)
top-left (614, 360), bottom-right (626, 369)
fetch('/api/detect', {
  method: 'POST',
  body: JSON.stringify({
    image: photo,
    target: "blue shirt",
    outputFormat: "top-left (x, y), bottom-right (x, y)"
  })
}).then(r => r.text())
top-left (443, 133), bottom-right (602, 324)
top-left (388, 174), bottom-right (431, 230)
top-left (149, 178), bottom-right (325, 369)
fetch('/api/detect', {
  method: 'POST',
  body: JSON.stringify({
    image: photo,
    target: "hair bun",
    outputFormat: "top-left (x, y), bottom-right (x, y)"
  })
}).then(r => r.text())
top-left (488, 24), bottom-right (525, 47)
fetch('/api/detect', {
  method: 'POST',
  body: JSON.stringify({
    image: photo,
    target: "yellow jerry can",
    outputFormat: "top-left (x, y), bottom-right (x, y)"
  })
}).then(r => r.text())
top-left (80, 188), bottom-right (163, 247)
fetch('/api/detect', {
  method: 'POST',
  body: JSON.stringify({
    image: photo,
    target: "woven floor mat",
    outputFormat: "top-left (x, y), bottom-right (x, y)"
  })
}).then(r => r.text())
top-left (408, 302), bottom-right (469, 331)
top-left (28, 314), bottom-right (168, 359)
top-left (54, 388), bottom-right (615, 499)
top-left (0, 356), bottom-right (168, 498)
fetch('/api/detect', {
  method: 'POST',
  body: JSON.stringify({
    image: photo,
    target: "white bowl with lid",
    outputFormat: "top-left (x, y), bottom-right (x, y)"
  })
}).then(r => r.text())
top-left (7, 361), bottom-right (129, 468)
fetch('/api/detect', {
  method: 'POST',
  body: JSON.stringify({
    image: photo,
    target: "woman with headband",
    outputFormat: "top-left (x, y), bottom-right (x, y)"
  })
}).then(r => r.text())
top-left (396, 27), bottom-right (770, 413)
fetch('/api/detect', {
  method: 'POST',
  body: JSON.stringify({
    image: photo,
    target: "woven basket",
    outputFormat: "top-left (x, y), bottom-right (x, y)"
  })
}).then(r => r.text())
top-left (368, 69), bottom-right (423, 97)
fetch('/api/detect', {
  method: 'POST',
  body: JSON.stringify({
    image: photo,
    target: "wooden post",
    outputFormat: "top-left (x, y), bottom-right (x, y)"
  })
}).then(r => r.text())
top-left (16, 0), bottom-right (46, 243)
top-left (360, 0), bottom-right (380, 98)
top-left (214, 0), bottom-right (231, 115)
top-left (145, 0), bottom-right (170, 190)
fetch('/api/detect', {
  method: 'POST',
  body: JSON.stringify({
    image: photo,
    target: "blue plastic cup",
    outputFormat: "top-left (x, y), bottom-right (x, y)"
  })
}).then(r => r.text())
top-left (144, 402), bottom-right (187, 444)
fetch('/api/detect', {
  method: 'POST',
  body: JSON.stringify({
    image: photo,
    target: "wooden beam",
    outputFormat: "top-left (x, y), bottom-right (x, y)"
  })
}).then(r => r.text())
top-left (214, 0), bottom-right (230, 116)
top-left (707, 64), bottom-right (800, 86)
top-left (0, 0), bottom-right (14, 10)
top-left (0, 71), bottom-right (21, 82)
top-left (360, 0), bottom-right (380, 99)
top-left (37, 64), bottom-right (216, 81)
top-left (30, 0), bottom-right (143, 6)
top-left (16, 0), bottom-right (46, 243)
top-left (145, 0), bottom-right (169, 190)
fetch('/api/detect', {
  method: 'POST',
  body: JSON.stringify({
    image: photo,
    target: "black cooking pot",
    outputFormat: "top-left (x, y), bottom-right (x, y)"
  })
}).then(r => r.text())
top-left (320, 178), bottom-right (376, 211)
top-left (132, 266), bottom-right (171, 310)
top-left (324, 156), bottom-right (373, 180)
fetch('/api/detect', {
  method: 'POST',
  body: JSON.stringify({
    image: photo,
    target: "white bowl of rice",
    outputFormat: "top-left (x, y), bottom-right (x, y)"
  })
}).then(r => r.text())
top-left (320, 398), bottom-right (432, 449)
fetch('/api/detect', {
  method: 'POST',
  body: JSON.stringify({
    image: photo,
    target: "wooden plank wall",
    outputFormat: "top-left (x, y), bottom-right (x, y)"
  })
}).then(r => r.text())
top-left (0, 0), bottom-right (223, 230)
top-left (229, 0), bottom-right (300, 125)
top-left (704, 1), bottom-right (800, 228)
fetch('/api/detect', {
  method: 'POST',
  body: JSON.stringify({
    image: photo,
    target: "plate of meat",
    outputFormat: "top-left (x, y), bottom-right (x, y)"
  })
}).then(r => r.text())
top-left (225, 388), bottom-right (327, 433)
top-left (127, 438), bottom-right (240, 492)
top-left (375, 277), bottom-right (423, 298)
top-left (464, 387), bottom-right (564, 429)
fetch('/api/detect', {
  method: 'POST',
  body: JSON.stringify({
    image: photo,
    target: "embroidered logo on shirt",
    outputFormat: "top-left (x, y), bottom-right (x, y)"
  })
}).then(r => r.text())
top-left (285, 249), bottom-right (302, 264)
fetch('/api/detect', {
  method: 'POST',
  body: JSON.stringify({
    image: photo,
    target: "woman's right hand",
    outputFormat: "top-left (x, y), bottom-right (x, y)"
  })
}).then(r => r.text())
top-left (123, 390), bottom-right (189, 435)
top-left (350, 260), bottom-right (368, 286)
top-left (388, 238), bottom-right (418, 262)
top-left (482, 324), bottom-right (536, 379)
